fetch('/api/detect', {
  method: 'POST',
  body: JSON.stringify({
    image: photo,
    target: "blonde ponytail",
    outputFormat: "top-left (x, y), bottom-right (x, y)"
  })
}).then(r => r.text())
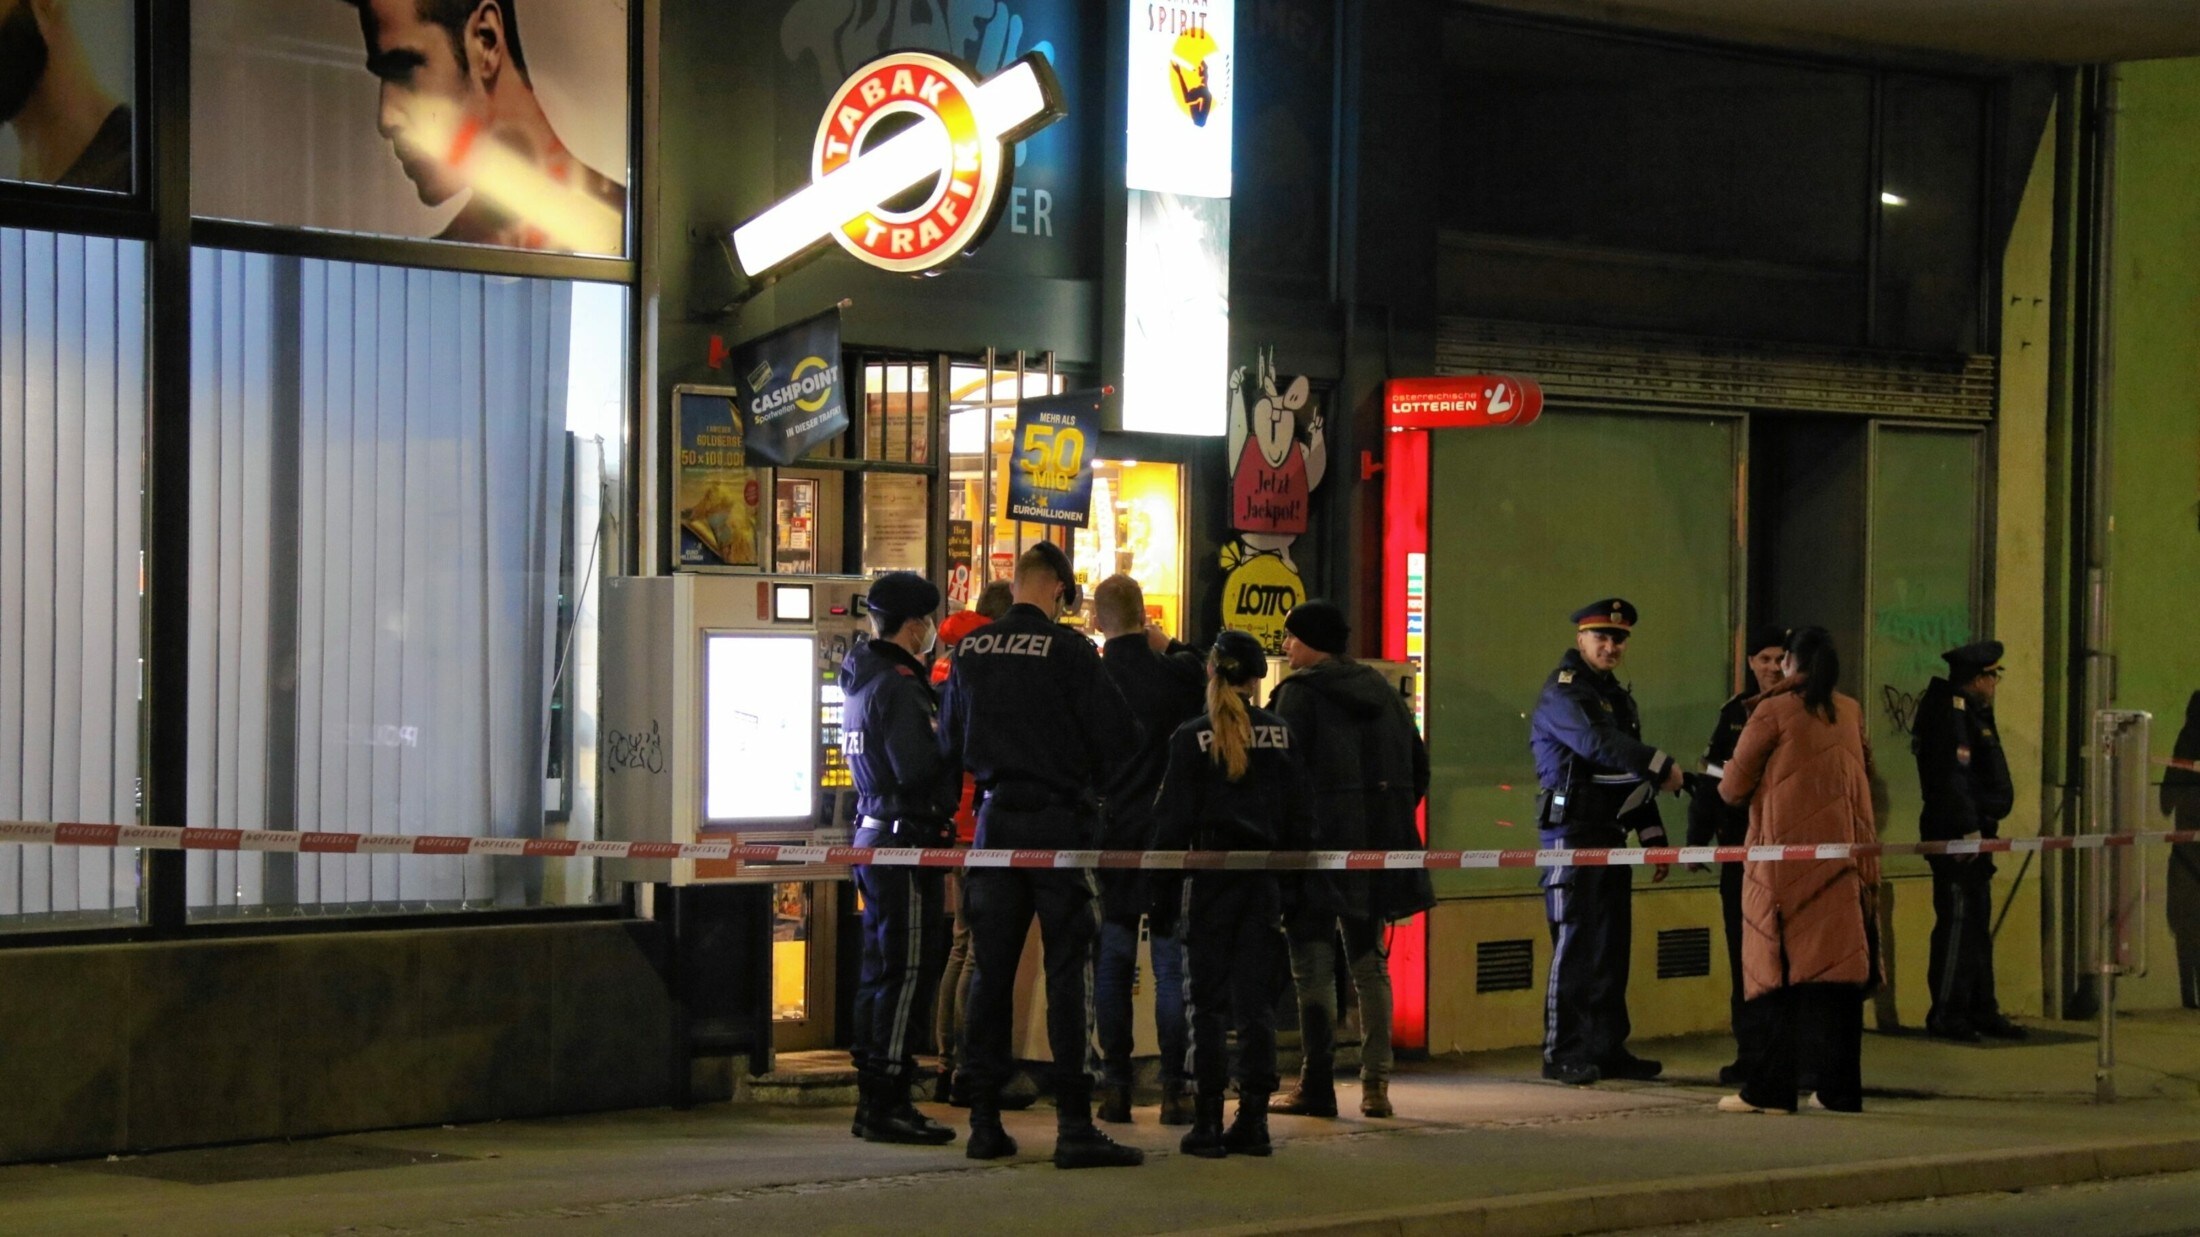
top-left (1207, 675), bottom-right (1252, 781)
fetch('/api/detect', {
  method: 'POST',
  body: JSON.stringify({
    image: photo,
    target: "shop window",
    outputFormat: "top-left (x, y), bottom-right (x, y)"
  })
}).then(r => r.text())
top-left (1071, 461), bottom-right (1187, 635)
top-left (184, 250), bottom-right (620, 917)
top-left (0, 228), bottom-right (146, 931)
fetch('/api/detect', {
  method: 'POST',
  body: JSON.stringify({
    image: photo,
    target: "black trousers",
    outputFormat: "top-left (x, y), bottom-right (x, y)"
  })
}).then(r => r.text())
top-left (1184, 874), bottom-right (1287, 1098)
top-left (1926, 855), bottom-right (2000, 1029)
top-left (1542, 863), bottom-right (1634, 1067)
top-left (850, 825), bottom-right (950, 1082)
top-left (963, 802), bottom-right (1101, 1097)
top-left (1739, 983), bottom-right (1865, 1111)
top-left (1720, 861), bottom-right (1774, 1070)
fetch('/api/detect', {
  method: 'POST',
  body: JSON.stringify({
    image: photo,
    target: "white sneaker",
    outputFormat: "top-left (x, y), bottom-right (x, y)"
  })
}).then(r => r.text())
top-left (1717, 1094), bottom-right (1792, 1115)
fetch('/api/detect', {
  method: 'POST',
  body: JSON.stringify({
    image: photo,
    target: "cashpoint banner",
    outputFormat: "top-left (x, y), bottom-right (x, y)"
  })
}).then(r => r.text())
top-left (1006, 390), bottom-right (1103, 528)
top-left (737, 312), bottom-right (850, 466)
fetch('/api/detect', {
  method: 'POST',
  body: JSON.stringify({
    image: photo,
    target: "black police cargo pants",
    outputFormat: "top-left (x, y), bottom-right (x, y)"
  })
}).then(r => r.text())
top-left (851, 825), bottom-right (950, 1084)
top-left (963, 803), bottom-right (1102, 1097)
top-left (1542, 862), bottom-right (1635, 1068)
top-left (1927, 854), bottom-right (2001, 1030)
top-left (1184, 874), bottom-right (1287, 1098)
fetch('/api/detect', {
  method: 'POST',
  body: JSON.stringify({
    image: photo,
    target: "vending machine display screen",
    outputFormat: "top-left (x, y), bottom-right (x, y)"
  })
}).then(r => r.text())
top-left (704, 632), bottom-right (817, 824)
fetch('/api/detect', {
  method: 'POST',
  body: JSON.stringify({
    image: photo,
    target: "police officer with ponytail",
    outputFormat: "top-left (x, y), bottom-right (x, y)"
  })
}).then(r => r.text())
top-left (1149, 630), bottom-right (1313, 1159)
top-left (844, 571), bottom-right (962, 1145)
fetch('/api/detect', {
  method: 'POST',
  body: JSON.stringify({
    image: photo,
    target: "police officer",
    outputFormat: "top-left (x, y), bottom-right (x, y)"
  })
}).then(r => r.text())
top-left (1913, 640), bottom-right (2024, 1042)
top-left (844, 571), bottom-right (961, 1145)
top-left (1532, 598), bottom-right (1684, 1086)
top-left (1149, 630), bottom-right (1311, 1159)
top-left (1688, 626), bottom-right (1789, 1084)
top-left (938, 541), bottom-right (1145, 1169)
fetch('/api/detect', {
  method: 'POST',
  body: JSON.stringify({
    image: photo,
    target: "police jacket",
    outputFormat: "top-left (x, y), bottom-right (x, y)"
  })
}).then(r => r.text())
top-left (1271, 658), bottom-right (1436, 923)
top-left (939, 603), bottom-right (1139, 805)
top-left (1910, 677), bottom-right (2014, 840)
top-left (1150, 705), bottom-right (1314, 854)
top-left (1529, 648), bottom-right (1674, 844)
top-left (842, 638), bottom-right (961, 829)
top-left (1687, 692), bottom-right (1756, 847)
top-left (1098, 633), bottom-right (1207, 850)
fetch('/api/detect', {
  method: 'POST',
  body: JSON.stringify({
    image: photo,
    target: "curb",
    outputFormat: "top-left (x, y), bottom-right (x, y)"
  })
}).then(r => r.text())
top-left (1182, 1136), bottom-right (2200, 1237)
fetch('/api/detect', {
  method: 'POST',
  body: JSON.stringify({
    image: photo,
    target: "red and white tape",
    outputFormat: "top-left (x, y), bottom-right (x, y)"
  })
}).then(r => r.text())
top-left (2, 820), bottom-right (2197, 870)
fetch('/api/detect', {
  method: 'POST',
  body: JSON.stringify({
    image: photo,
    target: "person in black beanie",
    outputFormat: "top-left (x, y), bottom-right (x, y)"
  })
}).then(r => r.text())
top-left (1689, 625), bottom-right (1790, 1084)
top-left (1270, 600), bottom-right (1433, 1119)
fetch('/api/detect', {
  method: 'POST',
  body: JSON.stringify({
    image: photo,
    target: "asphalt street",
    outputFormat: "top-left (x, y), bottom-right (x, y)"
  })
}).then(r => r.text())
top-left (1621, 1168), bottom-right (2200, 1237)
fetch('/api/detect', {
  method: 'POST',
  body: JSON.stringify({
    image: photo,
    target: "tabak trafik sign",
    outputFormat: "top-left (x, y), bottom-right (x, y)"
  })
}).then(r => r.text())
top-left (732, 51), bottom-right (1068, 277)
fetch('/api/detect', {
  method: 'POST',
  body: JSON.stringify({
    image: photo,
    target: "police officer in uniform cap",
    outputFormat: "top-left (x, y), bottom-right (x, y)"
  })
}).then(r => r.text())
top-left (844, 571), bottom-right (961, 1145)
top-left (1531, 598), bottom-right (1684, 1086)
top-left (1148, 629), bottom-right (1312, 1159)
top-left (1688, 625), bottom-right (1790, 1085)
top-left (1913, 640), bottom-right (2025, 1042)
top-left (938, 541), bottom-right (1146, 1169)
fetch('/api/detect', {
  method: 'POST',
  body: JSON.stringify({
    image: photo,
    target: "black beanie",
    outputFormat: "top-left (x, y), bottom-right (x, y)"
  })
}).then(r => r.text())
top-left (1284, 600), bottom-right (1350, 656)
top-left (1747, 625), bottom-right (1789, 656)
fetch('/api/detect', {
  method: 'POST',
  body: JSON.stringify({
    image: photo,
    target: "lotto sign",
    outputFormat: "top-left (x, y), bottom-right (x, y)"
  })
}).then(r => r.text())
top-left (731, 51), bottom-right (1066, 277)
top-left (1005, 390), bottom-right (1103, 528)
top-left (1383, 375), bottom-right (1544, 431)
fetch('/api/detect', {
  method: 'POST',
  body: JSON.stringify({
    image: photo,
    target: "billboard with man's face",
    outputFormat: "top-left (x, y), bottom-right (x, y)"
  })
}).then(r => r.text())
top-left (191, 0), bottom-right (629, 256)
top-left (0, 0), bottom-right (135, 194)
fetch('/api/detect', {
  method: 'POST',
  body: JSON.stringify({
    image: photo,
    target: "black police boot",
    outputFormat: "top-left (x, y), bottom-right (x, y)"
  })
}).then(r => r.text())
top-left (965, 1092), bottom-right (1019, 1161)
top-left (1222, 1090), bottom-right (1273, 1157)
top-left (1097, 1082), bottom-right (1134, 1124)
top-left (1542, 1060), bottom-right (1601, 1086)
top-left (1178, 1091), bottom-right (1227, 1159)
top-left (1600, 1051), bottom-right (1663, 1081)
top-left (1158, 1079), bottom-right (1194, 1126)
top-left (1273, 1008), bottom-right (1339, 1117)
top-left (851, 1073), bottom-right (876, 1139)
top-left (1051, 1084), bottom-right (1145, 1169)
top-left (863, 1070), bottom-right (958, 1146)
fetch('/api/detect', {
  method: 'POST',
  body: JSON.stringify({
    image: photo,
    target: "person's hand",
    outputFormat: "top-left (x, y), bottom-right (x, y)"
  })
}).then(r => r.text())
top-left (1145, 623), bottom-right (1170, 654)
top-left (1659, 763), bottom-right (1685, 794)
top-left (1651, 863), bottom-right (1672, 884)
top-left (1961, 829), bottom-right (1984, 863)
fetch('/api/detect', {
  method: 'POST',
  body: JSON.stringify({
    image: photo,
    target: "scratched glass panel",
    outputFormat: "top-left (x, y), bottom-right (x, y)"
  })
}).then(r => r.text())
top-left (1424, 411), bottom-right (1739, 896)
top-left (1865, 426), bottom-right (1981, 873)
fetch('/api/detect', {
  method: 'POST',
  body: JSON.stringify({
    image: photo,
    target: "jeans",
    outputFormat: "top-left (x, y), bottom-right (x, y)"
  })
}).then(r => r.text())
top-left (1095, 917), bottom-right (1187, 1086)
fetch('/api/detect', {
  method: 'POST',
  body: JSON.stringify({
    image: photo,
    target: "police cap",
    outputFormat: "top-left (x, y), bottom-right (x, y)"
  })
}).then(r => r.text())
top-left (1210, 629), bottom-right (1269, 686)
top-left (864, 571), bottom-right (940, 622)
top-left (1572, 598), bottom-right (1638, 636)
top-left (1942, 640), bottom-right (2005, 680)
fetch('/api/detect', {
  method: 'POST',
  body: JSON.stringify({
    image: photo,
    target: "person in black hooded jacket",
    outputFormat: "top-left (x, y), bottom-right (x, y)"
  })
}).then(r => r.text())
top-left (1268, 600), bottom-right (1432, 1121)
top-left (2161, 692), bottom-right (2200, 1008)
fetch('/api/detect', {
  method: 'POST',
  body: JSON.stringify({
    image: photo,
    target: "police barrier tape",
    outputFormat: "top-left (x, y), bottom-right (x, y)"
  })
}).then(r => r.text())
top-left (3, 819), bottom-right (2199, 871)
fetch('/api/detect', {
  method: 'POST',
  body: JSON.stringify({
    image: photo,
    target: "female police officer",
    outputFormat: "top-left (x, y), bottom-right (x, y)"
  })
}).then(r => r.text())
top-left (1149, 630), bottom-right (1313, 1158)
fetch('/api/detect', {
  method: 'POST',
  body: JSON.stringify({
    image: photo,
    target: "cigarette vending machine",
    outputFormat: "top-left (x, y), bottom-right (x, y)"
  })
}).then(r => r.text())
top-left (602, 573), bottom-right (875, 1076)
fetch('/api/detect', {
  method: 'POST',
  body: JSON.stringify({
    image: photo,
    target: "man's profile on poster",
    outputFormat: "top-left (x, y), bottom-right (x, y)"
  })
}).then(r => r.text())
top-left (341, 0), bottom-right (626, 254)
top-left (0, 0), bottom-right (131, 191)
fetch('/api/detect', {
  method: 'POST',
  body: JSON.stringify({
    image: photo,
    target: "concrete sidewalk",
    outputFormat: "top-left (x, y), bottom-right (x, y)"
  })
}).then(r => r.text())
top-left (10, 1012), bottom-right (2200, 1237)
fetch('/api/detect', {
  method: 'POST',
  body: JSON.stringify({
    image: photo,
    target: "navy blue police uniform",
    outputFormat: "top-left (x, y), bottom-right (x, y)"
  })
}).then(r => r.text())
top-left (1686, 626), bottom-right (1788, 1082)
top-left (1530, 599), bottom-right (1676, 1085)
top-left (1148, 642), bottom-right (1312, 1157)
top-left (1912, 640), bottom-right (2022, 1042)
top-left (843, 572), bottom-right (962, 1144)
top-left (938, 566), bottom-right (1144, 1167)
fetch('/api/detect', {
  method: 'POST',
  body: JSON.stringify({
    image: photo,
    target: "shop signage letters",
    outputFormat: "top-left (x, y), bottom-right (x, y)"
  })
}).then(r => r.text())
top-left (731, 51), bottom-right (1067, 277)
top-left (1383, 375), bottom-right (1545, 430)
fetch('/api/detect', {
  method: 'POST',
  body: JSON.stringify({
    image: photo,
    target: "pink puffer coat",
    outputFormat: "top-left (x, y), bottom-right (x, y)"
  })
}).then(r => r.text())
top-left (1719, 688), bottom-right (1881, 1001)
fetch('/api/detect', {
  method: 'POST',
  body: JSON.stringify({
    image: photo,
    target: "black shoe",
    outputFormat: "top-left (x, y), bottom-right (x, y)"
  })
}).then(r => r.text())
top-left (1977, 1016), bottom-right (2029, 1041)
top-left (1097, 1082), bottom-right (1133, 1124)
top-left (1542, 1060), bottom-right (1601, 1086)
top-left (966, 1105), bottom-right (1018, 1160)
top-left (1717, 1063), bottom-right (1745, 1086)
top-left (866, 1099), bottom-right (958, 1146)
top-left (1270, 1077), bottom-right (1338, 1118)
top-left (1179, 1093), bottom-right (1228, 1159)
top-left (1053, 1125), bottom-right (1145, 1169)
top-left (1929, 1019), bottom-right (1983, 1043)
top-left (1600, 1053), bottom-right (1663, 1081)
top-left (1158, 1080), bottom-right (1194, 1126)
top-left (1221, 1091), bottom-right (1272, 1157)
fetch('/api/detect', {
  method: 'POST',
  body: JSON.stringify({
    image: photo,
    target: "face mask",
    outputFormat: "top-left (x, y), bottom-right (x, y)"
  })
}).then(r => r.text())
top-left (0, 5), bottom-right (51, 127)
top-left (917, 618), bottom-right (938, 657)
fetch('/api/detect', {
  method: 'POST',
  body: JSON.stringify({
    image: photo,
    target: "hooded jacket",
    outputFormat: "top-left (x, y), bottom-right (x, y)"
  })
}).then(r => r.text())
top-left (1270, 658), bottom-right (1435, 923)
top-left (842, 638), bottom-right (961, 827)
top-left (1910, 677), bottom-right (2014, 841)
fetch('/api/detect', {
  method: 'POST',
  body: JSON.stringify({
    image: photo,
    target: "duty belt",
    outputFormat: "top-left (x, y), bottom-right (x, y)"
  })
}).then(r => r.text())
top-left (858, 816), bottom-right (948, 838)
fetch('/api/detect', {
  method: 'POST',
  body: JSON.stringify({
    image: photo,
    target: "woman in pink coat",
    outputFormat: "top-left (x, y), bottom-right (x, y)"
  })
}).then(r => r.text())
top-left (1716, 627), bottom-right (1881, 1114)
